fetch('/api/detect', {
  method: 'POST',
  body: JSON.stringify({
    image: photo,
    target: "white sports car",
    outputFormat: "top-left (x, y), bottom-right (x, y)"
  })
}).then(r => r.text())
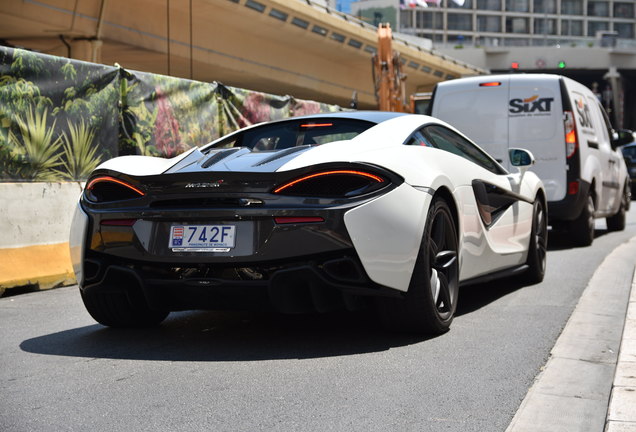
top-left (70, 112), bottom-right (547, 334)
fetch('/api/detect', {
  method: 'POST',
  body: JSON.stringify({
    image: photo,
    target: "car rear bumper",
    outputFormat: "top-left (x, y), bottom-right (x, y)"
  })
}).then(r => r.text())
top-left (80, 252), bottom-right (402, 314)
top-left (547, 179), bottom-right (591, 222)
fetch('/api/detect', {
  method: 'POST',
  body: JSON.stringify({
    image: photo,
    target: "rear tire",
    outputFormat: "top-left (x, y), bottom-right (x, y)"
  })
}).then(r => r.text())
top-left (569, 193), bottom-right (595, 247)
top-left (378, 197), bottom-right (459, 335)
top-left (606, 184), bottom-right (629, 232)
top-left (523, 198), bottom-right (547, 284)
top-left (81, 286), bottom-right (168, 328)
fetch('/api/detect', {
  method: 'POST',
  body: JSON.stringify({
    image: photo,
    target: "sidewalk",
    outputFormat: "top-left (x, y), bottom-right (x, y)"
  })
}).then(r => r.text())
top-left (507, 236), bottom-right (636, 432)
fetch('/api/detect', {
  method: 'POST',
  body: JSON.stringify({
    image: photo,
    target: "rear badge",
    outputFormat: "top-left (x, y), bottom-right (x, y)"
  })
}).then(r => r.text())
top-left (185, 180), bottom-right (224, 188)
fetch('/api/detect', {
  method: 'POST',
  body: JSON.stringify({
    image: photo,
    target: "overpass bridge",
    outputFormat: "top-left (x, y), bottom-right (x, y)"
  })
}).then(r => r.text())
top-left (0, 0), bottom-right (486, 109)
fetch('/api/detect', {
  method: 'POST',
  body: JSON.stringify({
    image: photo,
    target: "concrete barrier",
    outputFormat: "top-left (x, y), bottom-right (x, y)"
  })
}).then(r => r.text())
top-left (0, 182), bottom-right (83, 296)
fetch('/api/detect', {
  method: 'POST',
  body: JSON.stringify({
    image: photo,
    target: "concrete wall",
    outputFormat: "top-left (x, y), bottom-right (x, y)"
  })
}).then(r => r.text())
top-left (0, 182), bottom-right (83, 295)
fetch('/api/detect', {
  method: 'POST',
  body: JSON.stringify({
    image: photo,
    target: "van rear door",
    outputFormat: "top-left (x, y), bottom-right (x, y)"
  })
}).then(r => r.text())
top-left (508, 76), bottom-right (566, 202)
top-left (430, 77), bottom-right (510, 165)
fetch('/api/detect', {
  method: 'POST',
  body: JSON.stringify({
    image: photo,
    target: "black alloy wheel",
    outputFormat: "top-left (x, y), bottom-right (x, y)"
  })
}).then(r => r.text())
top-left (606, 184), bottom-right (629, 232)
top-left (523, 198), bottom-right (547, 284)
top-left (570, 193), bottom-right (595, 247)
top-left (379, 197), bottom-right (459, 334)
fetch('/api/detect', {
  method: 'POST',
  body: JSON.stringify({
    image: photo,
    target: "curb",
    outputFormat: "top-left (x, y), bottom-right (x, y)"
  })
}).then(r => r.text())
top-left (0, 242), bottom-right (76, 296)
top-left (605, 269), bottom-right (636, 431)
top-left (507, 236), bottom-right (636, 432)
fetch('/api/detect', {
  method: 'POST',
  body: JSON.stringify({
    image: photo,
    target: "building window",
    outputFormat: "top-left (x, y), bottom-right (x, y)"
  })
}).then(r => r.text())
top-left (561, 19), bottom-right (583, 36)
top-left (418, 11), bottom-right (443, 30)
top-left (534, 18), bottom-right (557, 35)
top-left (477, 15), bottom-right (501, 32)
top-left (448, 34), bottom-right (472, 45)
top-left (533, 0), bottom-right (556, 14)
top-left (614, 3), bottom-right (635, 18)
top-left (448, 13), bottom-right (472, 31)
top-left (311, 25), bottom-right (328, 36)
top-left (291, 17), bottom-right (309, 29)
top-left (400, 10), bottom-right (414, 27)
top-left (331, 32), bottom-right (346, 43)
top-left (561, 0), bottom-right (583, 15)
top-left (506, 0), bottom-right (529, 12)
top-left (506, 17), bottom-right (529, 33)
top-left (504, 38), bottom-right (530, 46)
top-left (419, 33), bottom-right (444, 42)
top-left (615, 22), bottom-right (634, 38)
top-left (588, 20), bottom-right (609, 37)
top-left (245, 0), bottom-right (266, 13)
top-left (477, 0), bottom-right (502, 10)
top-left (588, 1), bottom-right (610, 17)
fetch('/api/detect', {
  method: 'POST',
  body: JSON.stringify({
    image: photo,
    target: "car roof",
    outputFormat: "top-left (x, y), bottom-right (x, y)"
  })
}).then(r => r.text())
top-left (291, 110), bottom-right (408, 124)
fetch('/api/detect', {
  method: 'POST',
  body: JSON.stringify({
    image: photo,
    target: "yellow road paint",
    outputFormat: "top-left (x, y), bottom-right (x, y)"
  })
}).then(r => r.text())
top-left (0, 243), bottom-right (76, 295)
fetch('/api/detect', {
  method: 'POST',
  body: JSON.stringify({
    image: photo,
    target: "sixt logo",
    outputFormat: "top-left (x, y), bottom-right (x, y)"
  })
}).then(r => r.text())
top-left (575, 98), bottom-right (593, 129)
top-left (185, 180), bottom-right (224, 188)
top-left (509, 95), bottom-right (555, 114)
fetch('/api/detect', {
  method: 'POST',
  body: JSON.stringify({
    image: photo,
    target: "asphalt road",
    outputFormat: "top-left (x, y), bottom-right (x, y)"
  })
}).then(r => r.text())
top-left (2, 206), bottom-right (635, 432)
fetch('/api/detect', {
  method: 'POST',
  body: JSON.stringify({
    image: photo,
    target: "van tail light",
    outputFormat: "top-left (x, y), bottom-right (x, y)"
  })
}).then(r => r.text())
top-left (568, 181), bottom-right (579, 195)
top-left (564, 111), bottom-right (578, 158)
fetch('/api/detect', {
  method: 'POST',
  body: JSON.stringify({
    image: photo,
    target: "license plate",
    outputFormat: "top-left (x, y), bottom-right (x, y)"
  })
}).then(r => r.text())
top-left (169, 224), bottom-right (236, 252)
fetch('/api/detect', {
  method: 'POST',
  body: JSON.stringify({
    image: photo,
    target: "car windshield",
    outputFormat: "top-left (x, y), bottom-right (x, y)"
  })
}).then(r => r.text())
top-left (209, 118), bottom-right (375, 151)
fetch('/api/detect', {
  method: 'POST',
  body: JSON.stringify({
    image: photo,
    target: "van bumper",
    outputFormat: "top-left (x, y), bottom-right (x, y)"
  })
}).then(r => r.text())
top-left (547, 180), bottom-right (591, 222)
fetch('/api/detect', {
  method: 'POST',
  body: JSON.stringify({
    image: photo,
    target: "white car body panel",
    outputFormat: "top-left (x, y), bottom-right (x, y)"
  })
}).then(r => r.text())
top-left (96, 147), bottom-right (198, 176)
top-left (280, 116), bottom-right (541, 286)
top-left (344, 183), bottom-right (432, 292)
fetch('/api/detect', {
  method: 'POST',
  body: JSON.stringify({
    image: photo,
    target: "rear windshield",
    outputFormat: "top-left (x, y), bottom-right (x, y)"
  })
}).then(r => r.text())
top-left (209, 118), bottom-right (374, 151)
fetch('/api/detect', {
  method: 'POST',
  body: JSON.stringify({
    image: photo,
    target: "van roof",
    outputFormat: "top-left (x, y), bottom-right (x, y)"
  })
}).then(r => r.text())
top-left (437, 73), bottom-right (567, 87)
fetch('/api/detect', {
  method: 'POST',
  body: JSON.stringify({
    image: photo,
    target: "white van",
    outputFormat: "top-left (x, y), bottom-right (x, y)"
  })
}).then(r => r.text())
top-left (429, 73), bottom-right (631, 246)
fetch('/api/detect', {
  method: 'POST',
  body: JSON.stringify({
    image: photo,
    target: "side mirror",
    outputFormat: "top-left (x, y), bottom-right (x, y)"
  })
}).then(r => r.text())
top-left (611, 129), bottom-right (634, 149)
top-left (509, 148), bottom-right (535, 173)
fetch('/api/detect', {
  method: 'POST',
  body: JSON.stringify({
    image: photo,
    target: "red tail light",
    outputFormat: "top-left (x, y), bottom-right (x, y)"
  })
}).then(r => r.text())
top-left (568, 181), bottom-right (579, 195)
top-left (300, 123), bottom-right (333, 128)
top-left (564, 111), bottom-right (578, 158)
top-left (273, 170), bottom-right (386, 197)
top-left (86, 176), bottom-right (145, 202)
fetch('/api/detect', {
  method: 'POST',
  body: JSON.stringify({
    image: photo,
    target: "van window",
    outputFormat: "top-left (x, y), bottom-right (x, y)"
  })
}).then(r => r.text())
top-left (596, 101), bottom-right (614, 142)
top-left (412, 125), bottom-right (507, 174)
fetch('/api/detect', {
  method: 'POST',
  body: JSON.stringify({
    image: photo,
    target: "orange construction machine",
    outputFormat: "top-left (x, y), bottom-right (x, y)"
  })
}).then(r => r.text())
top-left (372, 23), bottom-right (409, 112)
top-left (372, 23), bottom-right (431, 113)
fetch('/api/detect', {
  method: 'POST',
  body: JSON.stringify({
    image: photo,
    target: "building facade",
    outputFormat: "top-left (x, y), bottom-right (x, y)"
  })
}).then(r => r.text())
top-left (397, 0), bottom-right (636, 48)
